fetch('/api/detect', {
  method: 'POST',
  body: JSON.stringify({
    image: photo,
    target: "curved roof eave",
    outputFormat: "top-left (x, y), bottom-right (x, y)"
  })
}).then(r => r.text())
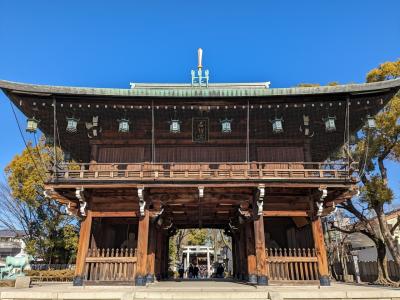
top-left (0, 78), bottom-right (400, 98)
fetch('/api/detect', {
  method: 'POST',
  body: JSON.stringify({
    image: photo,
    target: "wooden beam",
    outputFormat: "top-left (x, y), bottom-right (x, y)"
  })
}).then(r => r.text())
top-left (253, 216), bottom-right (267, 285)
top-left (91, 211), bottom-right (138, 217)
top-left (263, 210), bottom-right (310, 217)
top-left (311, 217), bottom-right (330, 286)
top-left (135, 209), bottom-right (150, 285)
top-left (73, 210), bottom-right (92, 286)
top-left (46, 182), bottom-right (355, 190)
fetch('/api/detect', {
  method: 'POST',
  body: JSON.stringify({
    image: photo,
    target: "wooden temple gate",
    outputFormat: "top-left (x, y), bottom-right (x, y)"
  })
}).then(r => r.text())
top-left (1, 69), bottom-right (399, 286)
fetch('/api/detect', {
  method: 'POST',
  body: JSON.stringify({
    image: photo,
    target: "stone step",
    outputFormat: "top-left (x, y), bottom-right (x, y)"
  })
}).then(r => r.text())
top-left (134, 290), bottom-right (268, 299)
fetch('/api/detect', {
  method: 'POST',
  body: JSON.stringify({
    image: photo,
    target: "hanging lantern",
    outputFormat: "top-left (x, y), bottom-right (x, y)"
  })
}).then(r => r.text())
top-left (117, 118), bottom-right (130, 133)
top-left (170, 119), bottom-right (181, 133)
top-left (66, 117), bottom-right (79, 133)
top-left (220, 118), bottom-right (232, 133)
top-left (45, 136), bottom-right (54, 146)
top-left (26, 117), bottom-right (40, 133)
top-left (324, 116), bottom-right (336, 132)
top-left (271, 118), bottom-right (284, 134)
top-left (366, 115), bottom-right (376, 129)
top-left (63, 151), bottom-right (71, 162)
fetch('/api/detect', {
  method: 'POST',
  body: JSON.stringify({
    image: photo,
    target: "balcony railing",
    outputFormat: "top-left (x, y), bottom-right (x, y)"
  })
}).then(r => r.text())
top-left (50, 162), bottom-right (356, 182)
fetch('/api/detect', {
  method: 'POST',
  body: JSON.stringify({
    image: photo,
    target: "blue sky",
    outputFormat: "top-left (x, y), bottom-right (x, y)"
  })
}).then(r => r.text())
top-left (0, 1), bottom-right (399, 204)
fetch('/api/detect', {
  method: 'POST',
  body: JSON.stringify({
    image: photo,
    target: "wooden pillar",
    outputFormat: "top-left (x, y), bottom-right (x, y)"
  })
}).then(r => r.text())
top-left (235, 232), bottom-right (242, 279)
top-left (231, 235), bottom-right (237, 279)
top-left (311, 217), bottom-right (330, 286)
top-left (165, 232), bottom-right (169, 278)
top-left (155, 228), bottom-right (163, 281)
top-left (245, 221), bottom-right (257, 284)
top-left (135, 210), bottom-right (150, 286)
top-left (254, 216), bottom-right (268, 285)
top-left (239, 225), bottom-right (247, 280)
top-left (90, 144), bottom-right (98, 163)
top-left (73, 210), bottom-right (92, 286)
top-left (163, 234), bottom-right (170, 278)
top-left (146, 222), bottom-right (156, 283)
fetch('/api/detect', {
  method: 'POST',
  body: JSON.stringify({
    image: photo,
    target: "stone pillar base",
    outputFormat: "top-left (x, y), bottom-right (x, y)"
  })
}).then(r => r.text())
top-left (135, 275), bottom-right (147, 286)
top-left (248, 274), bottom-right (258, 284)
top-left (319, 275), bottom-right (330, 286)
top-left (257, 275), bottom-right (268, 285)
top-left (146, 274), bottom-right (155, 283)
top-left (73, 276), bottom-right (84, 286)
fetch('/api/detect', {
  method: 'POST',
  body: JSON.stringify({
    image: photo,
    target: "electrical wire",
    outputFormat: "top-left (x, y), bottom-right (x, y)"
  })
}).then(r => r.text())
top-left (9, 102), bottom-right (46, 183)
top-left (358, 130), bottom-right (370, 179)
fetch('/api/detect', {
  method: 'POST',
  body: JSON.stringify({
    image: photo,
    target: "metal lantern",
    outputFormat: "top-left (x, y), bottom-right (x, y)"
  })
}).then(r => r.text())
top-left (26, 117), bottom-right (40, 133)
top-left (66, 117), bottom-right (79, 133)
top-left (367, 115), bottom-right (376, 129)
top-left (63, 151), bottom-right (71, 162)
top-left (271, 118), bottom-right (284, 134)
top-left (45, 136), bottom-right (54, 146)
top-left (170, 119), bottom-right (181, 133)
top-left (118, 119), bottom-right (130, 133)
top-left (220, 118), bottom-right (232, 133)
top-left (324, 116), bottom-right (336, 132)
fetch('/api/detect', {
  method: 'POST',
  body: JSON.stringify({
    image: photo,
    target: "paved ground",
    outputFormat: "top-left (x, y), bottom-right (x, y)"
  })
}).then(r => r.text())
top-left (1, 279), bottom-right (400, 299)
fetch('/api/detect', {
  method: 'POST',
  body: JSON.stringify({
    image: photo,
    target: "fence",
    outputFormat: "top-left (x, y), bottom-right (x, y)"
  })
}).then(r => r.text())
top-left (31, 264), bottom-right (75, 271)
top-left (332, 260), bottom-right (400, 282)
top-left (84, 248), bottom-right (137, 282)
top-left (266, 248), bottom-right (319, 281)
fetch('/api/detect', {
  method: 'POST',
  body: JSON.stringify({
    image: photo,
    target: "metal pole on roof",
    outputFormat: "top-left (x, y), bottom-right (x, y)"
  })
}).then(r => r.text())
top-left (246, 100), bottom-right (250, 163)
top-left (53, 96), bottom-right (57, 180)
top-left (151, 100), bottom-right (155, 163)
top-left (346, 96), bottom-right (350, 170)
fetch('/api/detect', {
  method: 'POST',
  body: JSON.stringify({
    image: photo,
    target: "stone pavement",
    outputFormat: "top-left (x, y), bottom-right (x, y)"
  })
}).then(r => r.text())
top-left (0, 280), bottom-right (400, 300)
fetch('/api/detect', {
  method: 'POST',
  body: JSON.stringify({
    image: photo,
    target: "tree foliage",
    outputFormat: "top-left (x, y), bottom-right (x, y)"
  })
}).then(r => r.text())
top-left (366, 59), bottom-right (400, 83)
top-left (332, 59), bottom-right (400, 285)
top-left (1, 137), bottom-right (78, 264)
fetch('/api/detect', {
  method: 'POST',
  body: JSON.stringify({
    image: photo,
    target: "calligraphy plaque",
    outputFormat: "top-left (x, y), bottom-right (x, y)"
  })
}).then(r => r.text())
top-left (192, 117), bottom-right (209, 142)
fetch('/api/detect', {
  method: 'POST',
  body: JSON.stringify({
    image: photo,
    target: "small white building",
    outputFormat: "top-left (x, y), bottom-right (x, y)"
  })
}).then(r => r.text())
top-left (0, 230), bottom-right (26, 265)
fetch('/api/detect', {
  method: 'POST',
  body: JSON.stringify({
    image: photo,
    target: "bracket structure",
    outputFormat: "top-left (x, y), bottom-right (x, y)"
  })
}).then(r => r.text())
top-left (198, 186), bottom-right (204, 198)
top-left (66, 202), bottom-right (74, 216)
top-left (138, 187), bottom-right (145, 217)
top-left (75, 187), bottom-right (87, 217)
top-left (256, 184), bottom-right (265, 216)
top-left (316, 186), bottom-right (328, 217)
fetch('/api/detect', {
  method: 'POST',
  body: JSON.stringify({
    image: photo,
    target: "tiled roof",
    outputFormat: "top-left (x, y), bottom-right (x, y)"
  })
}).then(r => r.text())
top-left (0, 229), bottom-right (26, 238)
top-left (0, 78), bottom-right (399, 98)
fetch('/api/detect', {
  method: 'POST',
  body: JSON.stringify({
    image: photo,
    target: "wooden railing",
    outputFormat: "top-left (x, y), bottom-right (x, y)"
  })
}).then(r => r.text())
top-left (266, 248), bottom-right (319, 281)
top-left (84, 248), bottom-right (137, 282)
top-left (52, 162), bottom-right (355, 182)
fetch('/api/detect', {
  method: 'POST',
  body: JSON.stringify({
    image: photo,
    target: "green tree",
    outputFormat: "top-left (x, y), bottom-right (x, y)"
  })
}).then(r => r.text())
top-left (1, 137), bottom-right (78, 264)
top-left (186, 229), bottom-right (208, 245)
top-left (332, 59), bottom-right (400, 285)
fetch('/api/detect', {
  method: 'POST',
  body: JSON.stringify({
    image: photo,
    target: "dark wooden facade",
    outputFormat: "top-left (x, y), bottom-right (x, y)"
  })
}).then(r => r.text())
top-left (1, 78), bottom-right (400, 286)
